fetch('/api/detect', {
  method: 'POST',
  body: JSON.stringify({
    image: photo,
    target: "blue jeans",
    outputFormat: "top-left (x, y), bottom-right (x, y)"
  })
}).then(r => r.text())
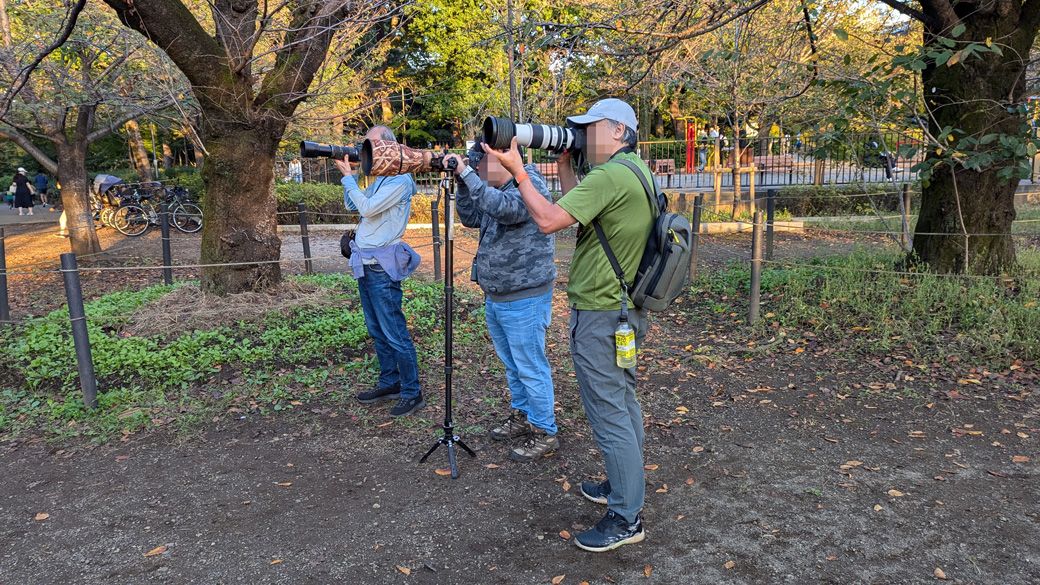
top-left (357, 265), bottom-right (421, 399)
top-left (485, 292), bottom-right (557, 435)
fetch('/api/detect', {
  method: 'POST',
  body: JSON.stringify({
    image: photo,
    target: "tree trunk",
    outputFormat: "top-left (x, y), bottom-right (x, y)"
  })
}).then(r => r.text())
top-left (124, 119), bottom-right (153, 181)
top-left (198, 125), bottom-right (281, 294)
top-left (56, 141), bottom-right (101, 255)
top-left (912, 11), bottom-right (1038, 274)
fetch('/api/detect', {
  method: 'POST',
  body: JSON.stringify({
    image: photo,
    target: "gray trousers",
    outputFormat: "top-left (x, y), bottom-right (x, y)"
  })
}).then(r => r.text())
top-left (568, 307), bottom-right (647, 522)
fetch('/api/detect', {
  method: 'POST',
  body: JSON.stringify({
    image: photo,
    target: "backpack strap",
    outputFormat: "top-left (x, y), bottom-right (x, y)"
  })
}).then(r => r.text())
top-left (590, 158), bottom-right (659, 318)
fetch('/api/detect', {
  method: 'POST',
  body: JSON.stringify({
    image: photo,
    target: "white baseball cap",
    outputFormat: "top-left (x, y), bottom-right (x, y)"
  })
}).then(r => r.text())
top-left (567, 98), bottom-right (638, 131)
top-left (16, 167), bottom-right (26, 173)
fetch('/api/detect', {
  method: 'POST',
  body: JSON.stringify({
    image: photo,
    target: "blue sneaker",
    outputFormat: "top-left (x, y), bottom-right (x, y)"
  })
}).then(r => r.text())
top-left (574, 510), bottom-right (645, 553)
top-left (580, 479), bottom-right (611, 505)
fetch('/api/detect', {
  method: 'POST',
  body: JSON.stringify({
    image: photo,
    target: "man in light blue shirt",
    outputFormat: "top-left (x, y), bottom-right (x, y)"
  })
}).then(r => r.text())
top-left (334, 125), bottom-right (425, 417)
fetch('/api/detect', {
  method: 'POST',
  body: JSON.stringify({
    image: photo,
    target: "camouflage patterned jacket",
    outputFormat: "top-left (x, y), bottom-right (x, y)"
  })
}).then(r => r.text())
top-left (456, 164), bottom-right (556, 302)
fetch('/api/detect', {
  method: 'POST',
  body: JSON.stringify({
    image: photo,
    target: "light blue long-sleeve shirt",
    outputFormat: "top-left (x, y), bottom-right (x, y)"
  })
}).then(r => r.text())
top-left (341, 173), bottom-right (417, 249)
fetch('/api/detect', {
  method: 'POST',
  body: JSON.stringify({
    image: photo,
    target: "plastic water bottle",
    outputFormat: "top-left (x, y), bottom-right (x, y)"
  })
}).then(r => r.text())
top-left (615, 319), bottom-right (636, 369)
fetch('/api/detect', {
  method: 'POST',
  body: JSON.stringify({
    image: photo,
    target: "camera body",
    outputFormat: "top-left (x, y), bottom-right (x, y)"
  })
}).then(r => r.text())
top-left (299, 140), bottom-right (361, 162)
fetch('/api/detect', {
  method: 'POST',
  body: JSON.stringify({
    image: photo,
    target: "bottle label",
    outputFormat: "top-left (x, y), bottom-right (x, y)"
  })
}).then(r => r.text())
top-left (615, 328), bottom-right (636, 368)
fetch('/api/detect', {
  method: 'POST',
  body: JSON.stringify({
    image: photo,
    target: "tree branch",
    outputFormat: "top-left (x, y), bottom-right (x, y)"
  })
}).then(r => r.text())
top-left (86, 98), bottom-right (177, 143)
top-left (874, 0), bottom-right (932, 25)
top-left (0, 124), bottom-right (57, 173)
top-left (102, 0), bottom-right (231, 92)
top-left (918, 0), bottom-right (961, 30)
top-left (0, 0), bottom-right (87, 119)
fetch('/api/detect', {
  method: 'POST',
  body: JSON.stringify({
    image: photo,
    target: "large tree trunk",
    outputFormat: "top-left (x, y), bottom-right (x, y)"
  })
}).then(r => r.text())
top-left (198, 124), bottom-right (281, 294)
top-left (913, 11), bottom-right (1037, 274)
top-left (56, 141), bottom-right (101, 255)
top-left (124, 119), bottom-right (153, 181)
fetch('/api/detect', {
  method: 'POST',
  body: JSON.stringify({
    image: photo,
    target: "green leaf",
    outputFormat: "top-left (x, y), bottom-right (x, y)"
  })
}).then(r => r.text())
top-left (951, 23), bottom-right (966, 38)
top-left (834, 28), bottom-right (848, 42)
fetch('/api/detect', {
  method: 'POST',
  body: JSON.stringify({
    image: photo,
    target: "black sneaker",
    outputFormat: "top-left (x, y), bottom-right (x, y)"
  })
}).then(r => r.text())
top-left (574, 510), bottom-right (645, 553)
top-left (580, 479), bottom-right (611, 505)
top-left (389, 395), bottom-right (426, 417)
top-left (356, 383), bottom-right (401, 404)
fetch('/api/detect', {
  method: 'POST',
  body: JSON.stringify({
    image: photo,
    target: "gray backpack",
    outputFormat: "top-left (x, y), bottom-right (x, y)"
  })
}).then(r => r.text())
top-left (592, 159), bottom-right (692, 312)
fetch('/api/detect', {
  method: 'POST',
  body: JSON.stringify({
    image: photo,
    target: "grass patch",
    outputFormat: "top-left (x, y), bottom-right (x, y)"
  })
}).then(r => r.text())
top-left (694, 248), bottom-right (1040, 362)
top-left (0, 274), bottom-right (484, 442)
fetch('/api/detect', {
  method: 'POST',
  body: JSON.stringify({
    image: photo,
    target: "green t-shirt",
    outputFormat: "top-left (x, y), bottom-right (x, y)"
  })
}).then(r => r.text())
top-left (557, 151), bottom-right (655, 311)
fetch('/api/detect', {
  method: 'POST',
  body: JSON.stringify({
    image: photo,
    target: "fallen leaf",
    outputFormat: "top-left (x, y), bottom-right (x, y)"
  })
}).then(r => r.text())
top-left (934, 567), bottom-right (948, 580)
top-left (33, 512), bottom-right (49, 521)
top-left (873, 504), bottom-right (883, 512)
top-left (274, 481), bottom-right (292, 487)
top-left (559, 530), bottom-right (571, 540)
top-left (723, 560), bottom-right (736, 570)
top-left (1017, 432), bottom-right (1030, 439)
top-left (692, 446), bottom-right (705, 453)
top-left (397, 565), bottom-right (411, 575)
top-left (270, 559), bottom-right (283, 565)
top-left (685, 477), bottom-right (695, 486)
top-left (887, 489), bottom-right (905, 497)
top-left (1012, 455), bottom-right (1030, 463)
top-left (434, 469), bottom-right (452, 476)
top-left (655, 484), bottom-right (668, 493)
top-left (644, 564), bottom-right (653, 577)
top-left (644, 464), bottom-right (659, 471)
top-left (485, 464), bottom-right (500, 469)
top-left (675, 406), bottom-right (689, 414)
top-left (551, 575), bottom-right (565, 585)
top-left (562, 480), bottom-right (572, 492)
top-left (826, 555), bottom-right (837, 561)
top-left (144, 545), bottom-right (168, 557)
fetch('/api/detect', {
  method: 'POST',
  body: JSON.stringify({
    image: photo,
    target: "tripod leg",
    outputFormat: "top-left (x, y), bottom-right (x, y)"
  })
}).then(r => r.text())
top-left (419, 440), bottom-right (443, 463)
top-left (447, 443), bottom-right (459, 479)
top-left (454, 438), bottom-right (477, 458)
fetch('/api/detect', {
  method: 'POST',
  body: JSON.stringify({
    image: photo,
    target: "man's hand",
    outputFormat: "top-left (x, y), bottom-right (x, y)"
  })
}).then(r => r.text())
top-left (333, 158), bottom-right (355, 177)
top-left (442, 153), bottom-right (467, 176)
top-left (481, 137), bottom-right (525, 176)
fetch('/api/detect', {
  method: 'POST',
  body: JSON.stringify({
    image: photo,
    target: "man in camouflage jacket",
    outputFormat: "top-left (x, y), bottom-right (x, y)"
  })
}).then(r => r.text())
top-left (443, 140), bottom-right (558, 462)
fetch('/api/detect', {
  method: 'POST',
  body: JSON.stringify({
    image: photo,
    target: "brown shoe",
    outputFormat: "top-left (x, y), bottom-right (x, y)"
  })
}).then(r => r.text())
top-left (490, 410), bottom-right (531, 441)
top-left (510, 429), bottom-right (559, 462)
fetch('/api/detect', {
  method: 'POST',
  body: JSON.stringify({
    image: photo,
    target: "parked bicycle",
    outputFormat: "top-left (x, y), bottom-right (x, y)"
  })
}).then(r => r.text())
top-left (108, 182), bottom-right (204, 237)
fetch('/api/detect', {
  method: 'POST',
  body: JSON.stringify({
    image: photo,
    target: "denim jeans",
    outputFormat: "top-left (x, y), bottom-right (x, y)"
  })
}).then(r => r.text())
top-left (357, 265), bottom-right (421, 399)
top-left (485, 291), bottom-right (557, 435)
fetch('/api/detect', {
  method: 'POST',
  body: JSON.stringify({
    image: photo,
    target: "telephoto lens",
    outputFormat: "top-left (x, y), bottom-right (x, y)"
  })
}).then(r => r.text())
top-left (299, 141), bottom-right (361, 162)
top-left (482, 117), bottom-right (585, 154)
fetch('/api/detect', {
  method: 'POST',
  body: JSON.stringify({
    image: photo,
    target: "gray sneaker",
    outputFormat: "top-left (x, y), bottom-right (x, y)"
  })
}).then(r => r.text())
top-left (509, 429), bottom-right (559, 462)
top-left (490, 410), bottom-right (531, 441)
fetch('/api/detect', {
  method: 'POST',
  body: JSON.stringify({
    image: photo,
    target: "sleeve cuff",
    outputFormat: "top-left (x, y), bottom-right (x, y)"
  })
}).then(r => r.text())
top-left (557, 198), bottom-right (591, 226)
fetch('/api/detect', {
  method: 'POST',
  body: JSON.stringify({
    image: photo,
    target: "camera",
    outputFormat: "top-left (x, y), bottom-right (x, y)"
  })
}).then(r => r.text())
top-left (482, 117), bottom-right (586, 155)
top-left (299, 140), bottom-right (361, 162)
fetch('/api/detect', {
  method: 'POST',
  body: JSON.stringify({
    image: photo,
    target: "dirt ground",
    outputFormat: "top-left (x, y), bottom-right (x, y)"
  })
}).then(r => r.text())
top-left (1, 222), bottom-right (1038, 584)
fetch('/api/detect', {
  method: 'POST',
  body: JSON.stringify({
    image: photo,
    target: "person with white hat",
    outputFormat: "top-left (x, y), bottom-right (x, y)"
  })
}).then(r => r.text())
top-left (481, 98), bottom-right (654, 552)
top-left (11, 168), bottom-right (35, 215)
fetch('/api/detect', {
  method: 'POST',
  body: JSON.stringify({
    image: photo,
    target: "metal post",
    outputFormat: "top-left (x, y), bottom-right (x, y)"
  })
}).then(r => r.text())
top-left (0, 228), bottom-right (9, 326)
top-left (900, 183), bottom-right (912, 250)
top-left (60, 253), bottom-right (98, 410)
top-left (690, 194), bottom-right (703, 281)
top-left (678, 192), bottom-right (687, 213)
top-left (765, 189), bottom-right (777, 261)
top-left (159, 203), bottom-right (173, 285)
top-left (431, 199), bottom-right (442, 282)
top-left (298, 202), bottom-right (313, 274)
top-left (749, 210), bottom-right (763, 324)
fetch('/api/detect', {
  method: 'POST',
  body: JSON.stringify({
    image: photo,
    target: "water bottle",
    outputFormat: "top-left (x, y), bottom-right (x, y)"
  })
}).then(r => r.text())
top-left (615, 319), bottom-right (636, 369)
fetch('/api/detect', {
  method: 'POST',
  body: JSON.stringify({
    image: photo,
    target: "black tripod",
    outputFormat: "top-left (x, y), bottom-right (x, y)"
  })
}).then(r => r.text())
top-left (420, 175), bottom-right (475, 478)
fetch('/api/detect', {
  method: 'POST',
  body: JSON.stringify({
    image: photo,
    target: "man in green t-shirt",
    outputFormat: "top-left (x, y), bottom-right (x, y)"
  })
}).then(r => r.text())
top-left (481, 98), bottom-right (654, 553)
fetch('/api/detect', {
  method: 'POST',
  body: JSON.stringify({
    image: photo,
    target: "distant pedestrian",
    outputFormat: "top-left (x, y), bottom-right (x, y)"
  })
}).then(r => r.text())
top-left (288, 158), bottom-right (303, 183)
top-left (33, 171), bottom-right (49, 206)
top-left (12, 168), bottom-right (34, 216)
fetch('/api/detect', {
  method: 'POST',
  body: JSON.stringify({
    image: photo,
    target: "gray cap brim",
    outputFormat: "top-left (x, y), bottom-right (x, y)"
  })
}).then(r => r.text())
top-left (566, 114), bottom-right (607, 126)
